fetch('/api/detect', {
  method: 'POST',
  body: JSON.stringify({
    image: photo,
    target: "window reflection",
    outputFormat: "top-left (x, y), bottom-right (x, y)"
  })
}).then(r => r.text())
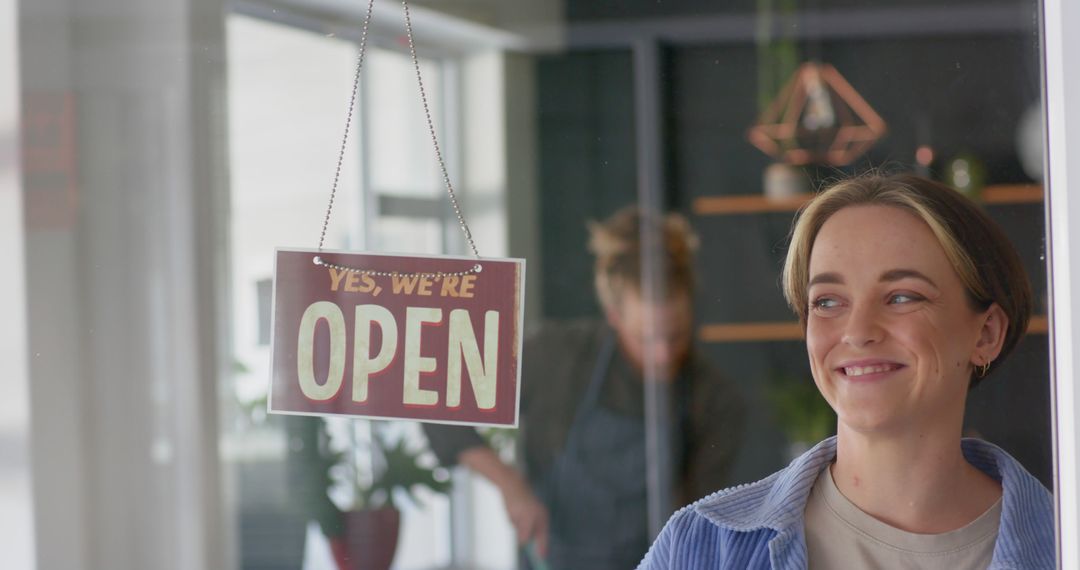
top-left (225, 1), bottom-right (1049, 568)
top-left (225, 10), bottom-right (510, 569)
top-left (10, 0), bottom-right (1063, 567)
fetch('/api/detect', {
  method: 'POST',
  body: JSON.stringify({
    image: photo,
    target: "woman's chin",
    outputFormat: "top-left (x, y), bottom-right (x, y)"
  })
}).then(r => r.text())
top-left (835, 407), bottom-right (907, 435)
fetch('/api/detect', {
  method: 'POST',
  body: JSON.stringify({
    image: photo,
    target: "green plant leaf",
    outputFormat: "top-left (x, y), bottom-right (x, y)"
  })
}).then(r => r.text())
top-left (766, 371), bottom-right (836, 445)
top-left (345, 428), bottom-right (453, 511)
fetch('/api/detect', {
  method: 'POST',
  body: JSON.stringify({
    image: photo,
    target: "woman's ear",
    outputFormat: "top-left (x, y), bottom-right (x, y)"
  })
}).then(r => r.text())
top-left (972, 303), bottom-right (1009, 366)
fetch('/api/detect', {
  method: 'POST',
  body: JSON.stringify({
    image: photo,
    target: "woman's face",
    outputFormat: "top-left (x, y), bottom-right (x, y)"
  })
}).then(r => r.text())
top-left (805, 205), bottom-right (1001, 435)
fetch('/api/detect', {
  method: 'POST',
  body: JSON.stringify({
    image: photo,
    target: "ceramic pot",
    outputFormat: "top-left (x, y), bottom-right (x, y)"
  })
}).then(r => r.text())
top-left (763, 162), bottom-right (807, 201)
top-left (339, 506), bottom-right (401, 570)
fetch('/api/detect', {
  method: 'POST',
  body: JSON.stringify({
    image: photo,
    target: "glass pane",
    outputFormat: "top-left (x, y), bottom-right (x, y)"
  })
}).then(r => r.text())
top-left (14, 0), bottom-right (1064, 569)
top-left (367, 48), bottom-right (445, 197)
top-left (534, 3), bottom-right (1051, 568)
top-left (225, 13), bottom-right (361, 570)
top-left (371, 216), bottom-right (443, 254)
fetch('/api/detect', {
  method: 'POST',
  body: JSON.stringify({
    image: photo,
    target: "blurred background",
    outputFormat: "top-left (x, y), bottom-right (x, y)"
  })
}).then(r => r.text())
top-left (1, 0), bottom-right (1056, 568)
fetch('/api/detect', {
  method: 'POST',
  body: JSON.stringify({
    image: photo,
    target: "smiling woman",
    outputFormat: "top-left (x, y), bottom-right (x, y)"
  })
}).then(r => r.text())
top-left (638, 174), bottom-right (1055, 570)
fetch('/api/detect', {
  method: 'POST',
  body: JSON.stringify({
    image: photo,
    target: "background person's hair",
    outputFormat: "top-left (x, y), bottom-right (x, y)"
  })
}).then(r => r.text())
top-left (588, 206), bottom-right (699, 311)
top-left (781, 173), bottom-right (1033, 387)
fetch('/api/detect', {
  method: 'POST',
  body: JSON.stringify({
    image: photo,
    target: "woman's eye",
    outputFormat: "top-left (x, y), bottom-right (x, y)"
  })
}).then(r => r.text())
top-left (811, 297), bottom-right (840, 310)
top-left (888, 293), bottom-right (924, 304)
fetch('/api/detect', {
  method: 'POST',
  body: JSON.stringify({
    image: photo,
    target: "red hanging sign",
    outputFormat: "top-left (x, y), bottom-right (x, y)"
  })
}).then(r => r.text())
top-left (268, 248), bottom-right (524, 427)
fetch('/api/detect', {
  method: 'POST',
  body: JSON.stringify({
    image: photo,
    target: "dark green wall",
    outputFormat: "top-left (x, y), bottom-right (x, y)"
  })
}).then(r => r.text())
top-left (537, 50), bottom-right (636, 320)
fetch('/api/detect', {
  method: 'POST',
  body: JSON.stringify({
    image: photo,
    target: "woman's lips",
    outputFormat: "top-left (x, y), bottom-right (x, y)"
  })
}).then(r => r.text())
top-left (835, 360), bottom-right (904, 380)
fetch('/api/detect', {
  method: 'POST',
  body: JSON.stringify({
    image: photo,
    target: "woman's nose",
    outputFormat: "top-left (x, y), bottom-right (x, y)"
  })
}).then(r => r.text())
top-left (842, 303), bottom-right (885, 347)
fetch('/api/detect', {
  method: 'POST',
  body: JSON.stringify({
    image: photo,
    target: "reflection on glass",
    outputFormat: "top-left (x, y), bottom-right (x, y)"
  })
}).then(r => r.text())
top-left (13, 0), bottom-right (1057, 568)
top-left (372, 216), bottom-right (443, 254)
top-left (226, 11), bottom-right (491, 570)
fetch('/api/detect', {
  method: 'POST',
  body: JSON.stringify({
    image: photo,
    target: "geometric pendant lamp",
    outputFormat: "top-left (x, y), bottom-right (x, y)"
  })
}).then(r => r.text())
top-left (747, 62), bottom-right (887, 166)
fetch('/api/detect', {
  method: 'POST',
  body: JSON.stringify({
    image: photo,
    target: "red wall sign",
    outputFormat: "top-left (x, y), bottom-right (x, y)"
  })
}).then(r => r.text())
top-left (268, 248), bottom-right (525, 427)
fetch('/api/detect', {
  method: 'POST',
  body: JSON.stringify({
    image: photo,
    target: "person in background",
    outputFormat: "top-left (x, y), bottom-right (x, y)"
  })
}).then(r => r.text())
top-left (639, 174), bottom-right (1055, 569)
top-left (424, 205), bottom-right (745, 570)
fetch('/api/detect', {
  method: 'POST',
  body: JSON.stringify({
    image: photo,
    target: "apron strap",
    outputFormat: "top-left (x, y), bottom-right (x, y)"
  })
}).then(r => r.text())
top-left (561, 333), bottom-right (616, 458)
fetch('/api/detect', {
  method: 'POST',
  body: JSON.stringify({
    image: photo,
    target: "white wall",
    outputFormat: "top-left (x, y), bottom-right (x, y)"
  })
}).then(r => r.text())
top-left (18, 1), bottom-right (88, 567)
top-left (412, 0), bottom-right (565, 49)
top-left (0, 0), bottom-right (35, 566)
top-left (19, 0), bottom-right (229, 567)
top-left (225, 13), bottom-right (361, 409)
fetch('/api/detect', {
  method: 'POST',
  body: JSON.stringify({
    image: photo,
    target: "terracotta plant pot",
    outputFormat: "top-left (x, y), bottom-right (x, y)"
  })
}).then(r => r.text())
top-left (339, 506), bottom-right (401, 570)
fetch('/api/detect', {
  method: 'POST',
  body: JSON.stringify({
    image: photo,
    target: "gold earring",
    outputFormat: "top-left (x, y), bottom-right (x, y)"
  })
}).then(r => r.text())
top-left (977, 362), bottom-right (991, 378)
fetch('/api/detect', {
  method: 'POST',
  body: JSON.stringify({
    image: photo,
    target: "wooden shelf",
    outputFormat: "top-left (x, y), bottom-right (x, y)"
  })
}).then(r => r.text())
top-left (699, 315), bottom-right (1049, 343)
top-left (1030, 314), bottom-right (1049, 334)
top-left (699, 321), bottom-right (804, 342)
top-left (693, 194), bottom-right (812, 215)
top-left (980, 184), bottom-right (1044, 204)
top-left (693, 184), bottom-right (1043, 216)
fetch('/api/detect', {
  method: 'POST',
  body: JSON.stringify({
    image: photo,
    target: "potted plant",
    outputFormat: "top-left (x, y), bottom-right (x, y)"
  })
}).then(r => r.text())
top-left (237, 385), bottom-right (452, 570)
top-left (326, 422), bottom-right (452, 570)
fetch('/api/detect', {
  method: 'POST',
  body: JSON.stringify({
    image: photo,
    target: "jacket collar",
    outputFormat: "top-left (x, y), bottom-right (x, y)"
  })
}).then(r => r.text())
top-left (962, 438), bottom-right (1057, 568)
top-left (693, 436), bottom-right (1054, 568)
top-left (694, 437), bottom-right (835, 532)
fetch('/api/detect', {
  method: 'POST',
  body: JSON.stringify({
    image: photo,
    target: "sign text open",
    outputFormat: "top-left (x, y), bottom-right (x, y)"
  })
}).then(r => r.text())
top-left (268, 249), bottom-right (524, 427)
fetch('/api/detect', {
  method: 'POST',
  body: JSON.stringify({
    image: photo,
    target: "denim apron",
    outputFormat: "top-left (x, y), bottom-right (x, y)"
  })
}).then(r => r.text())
top-left (536, 335), bottom-right (650, 570)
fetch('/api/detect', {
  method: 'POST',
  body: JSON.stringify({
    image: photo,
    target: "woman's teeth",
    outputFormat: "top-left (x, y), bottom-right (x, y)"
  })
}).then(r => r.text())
top-left (844, 363), bottom-right (899, 377)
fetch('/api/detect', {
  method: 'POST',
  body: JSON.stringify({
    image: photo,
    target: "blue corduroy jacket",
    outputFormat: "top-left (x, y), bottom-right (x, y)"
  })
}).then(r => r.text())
top-left (639, 437), bottom-right (1055, 569)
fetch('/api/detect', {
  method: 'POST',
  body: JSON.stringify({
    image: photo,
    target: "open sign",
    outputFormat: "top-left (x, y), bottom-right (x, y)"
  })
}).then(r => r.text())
top-left (268, 248), bottom-right (525, 427)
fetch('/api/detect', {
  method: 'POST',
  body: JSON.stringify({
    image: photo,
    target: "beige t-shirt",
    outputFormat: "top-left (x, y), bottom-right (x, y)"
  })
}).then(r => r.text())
top-left (804, 466), bottom-right (1002, 570)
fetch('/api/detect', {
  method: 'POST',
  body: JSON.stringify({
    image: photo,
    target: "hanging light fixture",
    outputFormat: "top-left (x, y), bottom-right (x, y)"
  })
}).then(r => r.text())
top-left (747, 62), bottom-right (886, 166)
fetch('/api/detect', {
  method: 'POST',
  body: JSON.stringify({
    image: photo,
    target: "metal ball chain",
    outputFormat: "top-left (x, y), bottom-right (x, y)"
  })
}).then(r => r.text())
top-left (315, 0), bottom-right (483, 277)
top-left (313, 256), bottom-right (482, 278)
top-left (402, 0), bottom-right (480, 261)
top-left (317, 0), bottom-right (375, 256)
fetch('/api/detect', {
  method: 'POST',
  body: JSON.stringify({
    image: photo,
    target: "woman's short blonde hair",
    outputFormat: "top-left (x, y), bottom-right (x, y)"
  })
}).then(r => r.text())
top-left (588, 206), bottom-right (699, 311)
top-left (781, 174), bottom-right (1032, 386)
